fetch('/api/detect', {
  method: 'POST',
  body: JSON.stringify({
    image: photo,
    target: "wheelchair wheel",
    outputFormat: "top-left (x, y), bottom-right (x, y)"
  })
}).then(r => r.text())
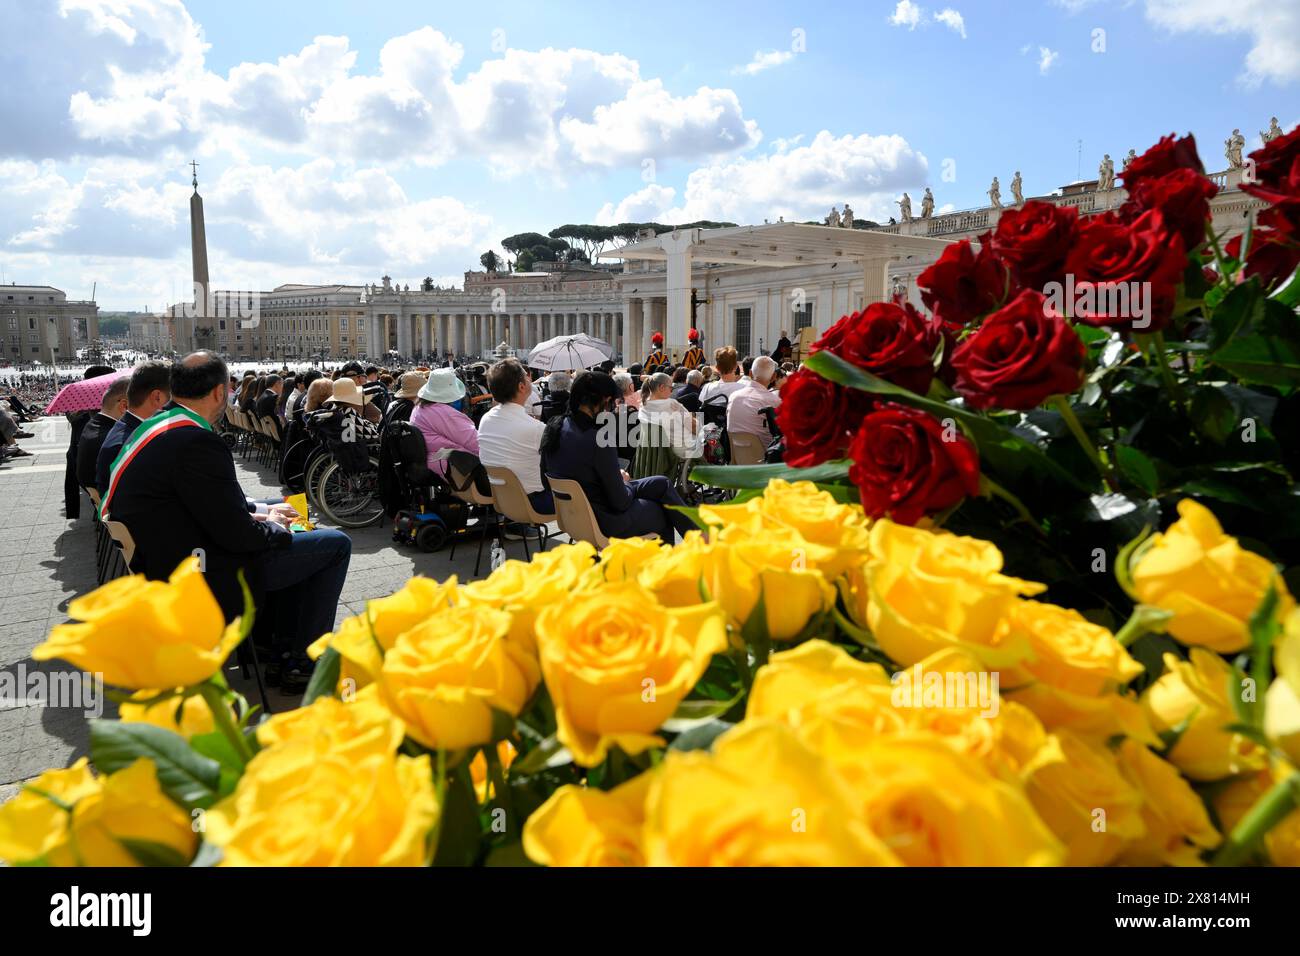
top-left (303, 449), bottom-right (331, 510)
top-left (415, 522), bottom-right (447, 552)
top-left (318, 458), bottom-right (384, 529)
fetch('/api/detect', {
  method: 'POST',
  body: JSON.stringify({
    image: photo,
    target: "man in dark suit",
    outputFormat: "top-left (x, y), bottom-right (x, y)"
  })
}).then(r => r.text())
top-left (540, 371), bottom-right (694, 541)
top-left (75, 377), bottom-right (128, 491)
top-left (95, 361), bottom-right (171, 494)
top-left (105, 352), bottom-right (352, 691)
top-left (671, 369), bottom-right (703, 414)
top-left (253, 374), bottom-right (282, 420)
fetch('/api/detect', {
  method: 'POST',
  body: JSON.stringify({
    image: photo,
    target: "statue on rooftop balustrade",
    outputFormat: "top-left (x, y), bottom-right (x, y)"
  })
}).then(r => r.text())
top-left (1010, 172), bottom-right (1023, 206)
top-left (1122, 149), bottom-right (1137, 170)
top-left (988, 177), bottom-right (1002, 209)
top-left (920, 188), bottom-right (934, 219)
top-left (898, 193), bottom-right (913, 222)
top-left (842, 203), bottom-right (854, 228)
top-left (1225, 129), bottom-right (1246, 168)
top-left (1262, 117), bottom-right (1282, 144)
top-left (1098, 154), bottom-right (1115, 191)
top-left (825, 205), bottom-right (841, 227)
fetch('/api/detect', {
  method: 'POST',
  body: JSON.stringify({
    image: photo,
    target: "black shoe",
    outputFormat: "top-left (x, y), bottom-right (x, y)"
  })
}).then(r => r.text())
top-left (501, 522), bottom-right (531, 541)
top-left (279, 656), bottom-right (313, 694)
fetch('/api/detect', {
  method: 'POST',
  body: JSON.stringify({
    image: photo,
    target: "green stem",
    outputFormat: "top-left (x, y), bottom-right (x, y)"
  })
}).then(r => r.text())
top-left (1213, 771), bottom-right (1300, 866)
top-left (484, 745), bottom-right (514, 834)
top-left (1051, 395), bottom-right (1115, 490)
top-left (980, 475), bottom-right (1045, 535)
top-left (1114, 604), bottom-right (1172, 648)
top-left (1141, 332), bottom-right (1187, 414)
top-left (199, 681), bottom-right (253, 766)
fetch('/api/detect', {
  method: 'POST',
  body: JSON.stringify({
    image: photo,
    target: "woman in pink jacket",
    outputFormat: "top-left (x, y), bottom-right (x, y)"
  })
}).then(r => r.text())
top-left (410, 368), bottom-right (479, 478)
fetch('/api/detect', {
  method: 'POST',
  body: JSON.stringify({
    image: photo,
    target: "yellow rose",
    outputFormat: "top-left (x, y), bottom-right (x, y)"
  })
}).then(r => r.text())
top-left (748, 638), bottom-right (893, 724)
top-left (1132, 498), bottom-right (1294, 653)
top-left (1002, 600), bottom-right (1155, 745)
top-left (310, 576), bottom-right (458, 690)
top-left (32, 557), bottom-right (242, 689)
top-left (865, 521), bottom-right (1043, 668)
top-left (534, 582), bottom-right (727, 767)
top-left (460, 541), bottom-right (596, 654)
top-left (256, 687), bottom-right (405, 759)
top-left (636, 531), bottom-right (713, 607)
top-left (379, 604), bottom-right (536, 751)
top-left (1113, 740), bottom-right (1219, 866)
top-left (642, 721), bottom-right (898, 866)
top-left (1214, 763), bottom-right (1300, 867)
top-left (206, 741), bottom-right (436, 866)
top-left (700, 479), bottom-right (871, 578)
top-left (594, 537), bottom-right (668, 585)
top-left (60, 759), bottom-right (197, 867)
top-left (523, 772), bottom-right (652, 866)
top-left (1021, 730), bottom-right (1145, 866)
top-left (118, 690), bottom-right (218, 739)
top-left (1142, 650), bottom-right (1268, 780)
top-left (829, 733), bottom-right (1064, 866)
top-left (1266, 609), bottom-right (1300, 765)
top-left (706, 530), bottom-right (836, 641)
top-left (469, 740), bottom-right (517, 802)
top-left (0, 758), bottom-right (100, 865)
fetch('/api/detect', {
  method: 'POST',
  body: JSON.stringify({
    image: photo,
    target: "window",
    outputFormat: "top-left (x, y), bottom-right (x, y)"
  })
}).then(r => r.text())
top-left (219, 320), bottom-right (227, 331)
top-left (27, 331), bottom-right (39, 343)
top-left (6, 317), bottom-right (14, 330)
top-left (792, 300), bottom-right (814, 332)
top-left (733, 307), bottom-right (752, 356)
top-left (341, 317), bottom-right (348, 330)
top-left (28, 317), bottom-right (36, 330)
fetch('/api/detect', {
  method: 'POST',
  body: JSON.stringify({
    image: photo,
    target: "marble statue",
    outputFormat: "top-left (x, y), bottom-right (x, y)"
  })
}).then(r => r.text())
top-left (1010, 172), bottom-right (1023, 206)
top-left (842, 203), bottom-right (854, 228)
top-left (1262, 117), bottom-right (1282, 144)
top-left (1225, 129), bottom-right (1246, 169)
top-left (1122, 149), bottom-right (1137, 170)
top-left (898, 193), bottom-right (913, 222)
top-left (920, 188), bottom-right (935, 219)
top-left (1098, 154), bottom-right (1115, 191)
top-left (988, 177), bottom-right (1002, 210)
top-left (826, 205), bottom-right (841, 227)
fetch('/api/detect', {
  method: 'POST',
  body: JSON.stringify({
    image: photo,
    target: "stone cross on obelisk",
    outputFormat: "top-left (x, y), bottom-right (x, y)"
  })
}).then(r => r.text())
top-left (187, 160), bottom-right (210, 351)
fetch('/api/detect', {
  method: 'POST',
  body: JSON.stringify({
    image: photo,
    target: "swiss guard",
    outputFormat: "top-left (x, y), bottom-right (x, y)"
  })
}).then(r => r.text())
top-left (644, 331), bottom-right (667, 372)
top-left (682, 327), bottom-right (705, 369)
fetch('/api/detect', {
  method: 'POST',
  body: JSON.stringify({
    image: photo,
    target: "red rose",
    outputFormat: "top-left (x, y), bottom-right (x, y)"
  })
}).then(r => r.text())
top-left (1244, 124), bottom-right (1300, 205)
top-left (1259, 200), bottom-right (1300, 243)
top-left (917, 238), bottom-right (1011, 329)
top-left (848, 403), bottom-right (980, 525)
top-left (1062, 210), bottom-right (1186, 331)
top-left (776, 367), bottom-right (872, 468)
top-left (990, 200), bottom-right (1079, 290)
top-left (950, 290), bottom-right (1084, 410)
top-left (1120, 134), bottom-right (1205, 189)
top-left (1121, 167), bottom-right (1218, 250)
top-left (1226, 231), bottom-right (1300, 290)
top-left (812, 301), bottom-right (940, 395)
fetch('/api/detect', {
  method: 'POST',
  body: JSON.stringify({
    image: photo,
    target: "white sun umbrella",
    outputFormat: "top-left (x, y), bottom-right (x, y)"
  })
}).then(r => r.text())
top-left (522, 333), bottom-right (612, 371)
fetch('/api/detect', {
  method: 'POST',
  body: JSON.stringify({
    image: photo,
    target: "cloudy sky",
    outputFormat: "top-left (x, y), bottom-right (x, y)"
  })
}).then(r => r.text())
top-left (1, 0), bottom-right (1296, 309)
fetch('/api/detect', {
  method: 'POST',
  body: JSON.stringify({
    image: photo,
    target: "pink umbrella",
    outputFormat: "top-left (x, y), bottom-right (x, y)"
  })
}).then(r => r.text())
top-left (44, 371), bottom-right (130, 415)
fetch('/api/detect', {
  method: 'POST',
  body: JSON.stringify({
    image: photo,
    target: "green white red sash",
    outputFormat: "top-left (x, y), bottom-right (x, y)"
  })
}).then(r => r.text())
top-left (100, 406), bottom-right (211, 520)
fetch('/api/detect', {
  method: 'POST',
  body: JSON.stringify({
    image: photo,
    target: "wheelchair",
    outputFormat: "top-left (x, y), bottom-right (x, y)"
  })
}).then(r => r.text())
top-left (383, 422), bottom-right (470, 552)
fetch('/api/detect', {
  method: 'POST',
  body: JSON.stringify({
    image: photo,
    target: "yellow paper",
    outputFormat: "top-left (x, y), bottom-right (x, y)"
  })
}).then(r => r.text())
top-left (285, 494), bottom-right (314, 531)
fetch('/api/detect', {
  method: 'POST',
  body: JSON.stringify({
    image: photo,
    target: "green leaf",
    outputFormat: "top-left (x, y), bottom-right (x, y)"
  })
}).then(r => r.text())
top-left (740, 585), bottom-right (772, 670)
top-left (89, 720), bottom-right (223, 811)
top-left (484, 841), bottom-right (539, 867)
top-left (1189, 386), bottom-right (1238, 444)
top-left (804, 350), bottom-right (1091, 494)
top-left (1208, 279), bottom-right (1266, 350)
top-left (689, 460), bottom-right (850, 490)
top-left (511, 734), bottom-right (573, 775)
top-left (301, 646), bottom-right (341, 705)
top-left (432, 765), bottom-right (482, 867)
top-left (1210, 332), bottom-right (1300, 386)
top-left (189, 842), bottom-right (224, 867)
top-left (668, 719), bottom-right (734, 752)
top-left (662, 693), bottom-right (743, 733)
top-left (118, 837), bottom-right (191, 867)
top-left (1115, 445), bottom-right (1159, 497)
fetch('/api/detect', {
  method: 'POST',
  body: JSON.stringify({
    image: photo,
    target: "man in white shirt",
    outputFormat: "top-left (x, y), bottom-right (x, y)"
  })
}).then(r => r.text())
top-left (699, 346), bottom-right (748, 403)
top-left (727, 355), bottom-right (783, 445)
top-left (478, 358), bottom-right (552, 512)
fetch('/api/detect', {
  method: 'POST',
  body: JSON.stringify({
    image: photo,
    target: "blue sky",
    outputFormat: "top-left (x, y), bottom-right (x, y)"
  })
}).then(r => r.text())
top-left (1, 0), bottom-right (1296, 309)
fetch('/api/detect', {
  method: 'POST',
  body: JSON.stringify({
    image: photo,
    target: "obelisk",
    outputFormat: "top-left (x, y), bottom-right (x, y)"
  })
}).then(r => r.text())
top-left (186, 160), bottom-right (208, 352)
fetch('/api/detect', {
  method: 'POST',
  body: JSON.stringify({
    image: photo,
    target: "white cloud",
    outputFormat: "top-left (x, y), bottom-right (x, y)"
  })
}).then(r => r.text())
top-left (1038, 46), bottom-right (1060, 74)
top-left (732, 50), bottom-right (796, 75)
top-left (934, 9), bottom-right (967, 39)
top-left (890, 1), bottom-right (923, 29)
top-left (596, 130), bottom-right (929, 227)
top-left (1145, 0), bottom-right (1300, 86)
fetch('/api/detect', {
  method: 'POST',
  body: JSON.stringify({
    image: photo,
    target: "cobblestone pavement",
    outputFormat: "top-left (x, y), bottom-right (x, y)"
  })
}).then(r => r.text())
top-left (0, 416), bottom-right (553, 795)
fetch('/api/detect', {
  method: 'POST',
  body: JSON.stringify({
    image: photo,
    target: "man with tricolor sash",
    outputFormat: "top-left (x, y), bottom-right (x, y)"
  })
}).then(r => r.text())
top-left (103, 352), bottom-right (351, 692)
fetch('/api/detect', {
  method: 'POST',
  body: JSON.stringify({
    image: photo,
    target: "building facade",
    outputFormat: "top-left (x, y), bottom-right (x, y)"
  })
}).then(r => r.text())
top-left (1, 285), bottom-right (99, 364)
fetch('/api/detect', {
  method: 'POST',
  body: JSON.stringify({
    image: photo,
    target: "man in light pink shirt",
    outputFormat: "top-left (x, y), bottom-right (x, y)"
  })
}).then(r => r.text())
top-left (726, 355), bottom-right (783, 445)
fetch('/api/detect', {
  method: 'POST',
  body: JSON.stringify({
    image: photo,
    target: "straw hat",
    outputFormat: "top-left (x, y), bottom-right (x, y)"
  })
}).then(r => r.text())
top-left (417, 367), bottom-right (467, 404)
top-left (326, 378), bottom-right (369, 407)
top-left (394, 371), bottom-right (427, 399)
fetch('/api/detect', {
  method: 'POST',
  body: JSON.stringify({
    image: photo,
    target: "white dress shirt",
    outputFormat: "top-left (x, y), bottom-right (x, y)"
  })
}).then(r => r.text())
top-left (699, 377), bottom-right (747, 403)
top-left (477, 401), bottom-right (546, 493)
